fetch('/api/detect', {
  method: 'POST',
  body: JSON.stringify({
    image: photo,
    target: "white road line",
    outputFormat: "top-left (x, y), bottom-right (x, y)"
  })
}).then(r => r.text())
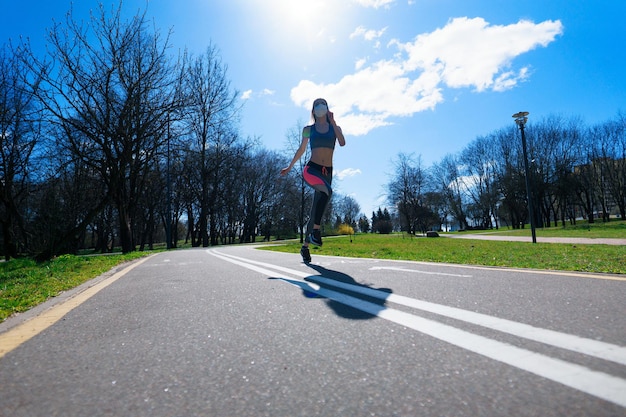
top-left (208, 249), bottom-right (626, 408)
top-left (277, 276), bottom-right (626, 408)
top-left (370, 266), bottom-right (472, 277)
top-left (211, 249), bottom-right (626, 367)
top-left (307, 275), bottom-right (626, 367)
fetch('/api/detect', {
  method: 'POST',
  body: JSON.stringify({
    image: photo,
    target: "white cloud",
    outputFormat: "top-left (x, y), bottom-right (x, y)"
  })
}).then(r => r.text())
top-left (350, 25), bottom-right (387, 41)
top-left (336, 168), bottom-right (362, 180)
top-left (262, 88), bottom-right (275, 96)
top-left (397, 17), bottom-right (563, 92)
top-left (291, 17), bottom-right (563, 136)
top-left (493, 67), bottom-right (530, 92)
top-left (353, 0), bottom-right (395, 9)
top-left (241, 88), bottom-right (275, 101)
top-left (291, 58), bottom-right (443, 133)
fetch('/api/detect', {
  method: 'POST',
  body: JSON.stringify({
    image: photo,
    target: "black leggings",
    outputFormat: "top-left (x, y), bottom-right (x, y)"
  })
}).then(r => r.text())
top-left (302, 161), bottom-right (333, 234)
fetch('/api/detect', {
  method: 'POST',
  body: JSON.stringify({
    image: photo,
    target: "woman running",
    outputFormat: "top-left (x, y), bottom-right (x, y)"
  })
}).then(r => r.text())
top-left (280, 98), bottom-right (346, 262)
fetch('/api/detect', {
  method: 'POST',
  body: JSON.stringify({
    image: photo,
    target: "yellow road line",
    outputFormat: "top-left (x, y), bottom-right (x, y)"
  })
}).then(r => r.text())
top-left (0, 255), bottom-right (154, 359)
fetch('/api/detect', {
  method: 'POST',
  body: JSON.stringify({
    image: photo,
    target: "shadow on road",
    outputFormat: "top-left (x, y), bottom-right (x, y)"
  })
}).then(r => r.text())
top-left (271, 264), bottom-right (393, 320)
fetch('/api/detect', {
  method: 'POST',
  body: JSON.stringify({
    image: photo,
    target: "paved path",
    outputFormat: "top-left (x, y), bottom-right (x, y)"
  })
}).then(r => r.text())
top-left (1, 247), bottom-right (625, 416)
top-left (441, 233), bottom-right (626, 245)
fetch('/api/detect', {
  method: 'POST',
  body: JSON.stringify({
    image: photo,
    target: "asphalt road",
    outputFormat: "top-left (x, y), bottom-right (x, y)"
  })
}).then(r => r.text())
top-left (0, 245), bottom-right (625, 417)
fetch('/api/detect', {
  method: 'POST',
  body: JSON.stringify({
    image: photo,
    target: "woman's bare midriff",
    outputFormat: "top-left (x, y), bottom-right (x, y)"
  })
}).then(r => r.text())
top-left (310, 147), bottom-right (334, 167)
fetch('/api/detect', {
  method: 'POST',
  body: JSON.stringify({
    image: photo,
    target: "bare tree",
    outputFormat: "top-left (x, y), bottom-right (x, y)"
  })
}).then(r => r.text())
top-left (386, 153), bottom-right (433, 234)
top-left (492, 127), bottom-right (526, 229)
top-left (572, 131), bottom-right (597, 223)
top-left (591, 115), bottom-right (626, 220)
top-left (331, 194), bottom-right (361, 229)
top-left (459, 135), bottom-right (501, 229)
top-left (528, 115), bottom-right (582, 228)
top-left (0, 44), bottom-right (41, 259)
top-left (27, 3), bottom-right (181, 255)
top-left (237, 148), bottom-right (288, 242)
top-left (281, 121), bottom-right (311, 243)
top-left (431, 154), bottom-right (468, 230)
top-left (181, 44), bottom-right (240, 246)
top-left (25, 116), bottom-right (111, 256)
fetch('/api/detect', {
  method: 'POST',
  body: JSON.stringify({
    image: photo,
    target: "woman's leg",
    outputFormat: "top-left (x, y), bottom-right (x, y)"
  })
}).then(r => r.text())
top-left (305, 189), bottom-right (329, 244)
top-left (302, 163), bottom-right (332, 247)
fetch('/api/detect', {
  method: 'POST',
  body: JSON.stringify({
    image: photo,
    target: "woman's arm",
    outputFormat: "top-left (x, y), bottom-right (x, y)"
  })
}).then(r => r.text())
top-left (335, 125), bottom-right (346, 147)
top-left (280, 126), bottom-right (310, 176)
top-left (329, 111), bottom-right (345, 146)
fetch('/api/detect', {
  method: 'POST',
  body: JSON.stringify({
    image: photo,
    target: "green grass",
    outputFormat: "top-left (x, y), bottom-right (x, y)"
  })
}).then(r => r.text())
top-left (460, 219), bottom-right (626, 239)
top-left (261, 221), bottom-right (626, 275)
top-left (1, 221), bottom-right (623, 323)
top-left (0, 252), bottom-right (152, 322)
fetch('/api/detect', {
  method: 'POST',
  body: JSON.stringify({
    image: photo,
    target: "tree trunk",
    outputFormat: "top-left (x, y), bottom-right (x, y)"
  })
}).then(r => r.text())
top-left (118, 206), bottom-right (134, 253)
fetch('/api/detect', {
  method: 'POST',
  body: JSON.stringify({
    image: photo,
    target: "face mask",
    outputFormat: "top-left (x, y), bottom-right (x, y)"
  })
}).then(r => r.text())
top-left (313, 104), bottom-right (328, 118)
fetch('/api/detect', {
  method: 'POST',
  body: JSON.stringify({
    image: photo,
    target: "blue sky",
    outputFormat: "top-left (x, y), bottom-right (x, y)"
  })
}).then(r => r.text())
top-left (2, 0), bottom-right (625, 216)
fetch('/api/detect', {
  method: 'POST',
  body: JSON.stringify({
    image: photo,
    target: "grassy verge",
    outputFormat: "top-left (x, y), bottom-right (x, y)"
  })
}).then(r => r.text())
top-left (1, 221), bottom-right (623, 323)
top-left (456, 219), bottom-right (626, 238)
top-left (260, 232), bottom-right (625, 275)
top-left (0, 252), bottom-right (152, 322)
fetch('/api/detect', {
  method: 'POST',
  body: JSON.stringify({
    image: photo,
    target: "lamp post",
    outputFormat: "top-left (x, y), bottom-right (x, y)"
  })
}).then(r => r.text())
top-left (513, 111), bottom-right (537, 243)
top-left (166, 116), bottom-right (172, 250)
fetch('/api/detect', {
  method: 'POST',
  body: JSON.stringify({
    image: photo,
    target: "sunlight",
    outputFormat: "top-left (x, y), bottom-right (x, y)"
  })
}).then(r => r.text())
top-left (262, 0), bottom-right (348, 48)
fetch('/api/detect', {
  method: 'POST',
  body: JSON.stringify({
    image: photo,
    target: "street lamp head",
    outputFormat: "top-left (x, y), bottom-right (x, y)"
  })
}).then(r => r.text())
top-left (513, 111), bottom-right (529, 127)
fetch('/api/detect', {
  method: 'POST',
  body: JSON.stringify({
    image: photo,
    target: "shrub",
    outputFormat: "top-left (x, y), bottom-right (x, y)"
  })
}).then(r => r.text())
top-left (337, 223), bottom-right (355, 235)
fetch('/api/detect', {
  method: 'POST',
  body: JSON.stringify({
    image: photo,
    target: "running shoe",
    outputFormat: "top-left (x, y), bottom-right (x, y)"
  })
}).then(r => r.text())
top-left (309, 229), bottom-right (323, 246)
top-left (300, 245), bottom-right (311, 263)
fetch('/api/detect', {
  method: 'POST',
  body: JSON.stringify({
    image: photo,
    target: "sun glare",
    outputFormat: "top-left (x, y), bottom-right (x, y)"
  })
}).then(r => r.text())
top-left (263, 0), bottom-right (347, 47)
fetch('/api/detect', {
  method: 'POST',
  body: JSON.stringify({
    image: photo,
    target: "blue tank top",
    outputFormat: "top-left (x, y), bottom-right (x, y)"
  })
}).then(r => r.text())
top-left (309, 124), bottom-right (336, 150)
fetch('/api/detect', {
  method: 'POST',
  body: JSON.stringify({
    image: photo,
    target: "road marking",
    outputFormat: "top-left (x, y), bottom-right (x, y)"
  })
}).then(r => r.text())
top-left (0, 256), bottom-right (153, 359)
top-left (272, 250), bottom-right (626, 282)
top-left (451, 264), bottom-right (626, 282)
top-left (277, 276), bottom-right (626, 409)
top-left (213, 250), bottom-right (626, 366)
top-left (370, 265), bottom-right (472, 277)
top-left (209, 249), bottom-right (626, 408)
top-left (306, 275), bottom-right (626, 367)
